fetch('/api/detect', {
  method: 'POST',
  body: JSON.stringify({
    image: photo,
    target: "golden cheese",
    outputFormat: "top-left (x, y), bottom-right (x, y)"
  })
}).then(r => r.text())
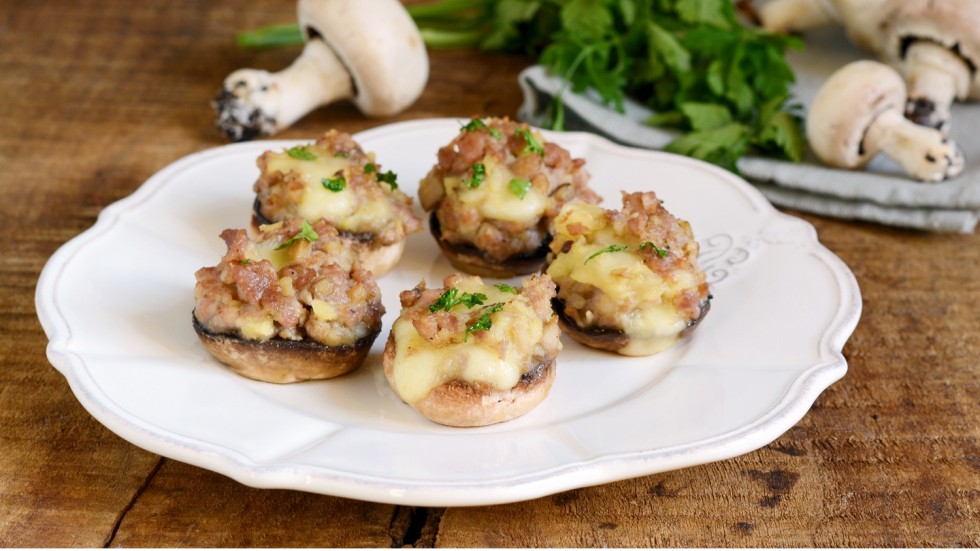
top-left (251, 238), bottom-right (308, 271)
top-left (546, 202), bottom-right (699, 355)
top-left (452, 156), bottom-right (547, 225)
top-left (239, 315), bottom-right (275, 341)
top-left (265, 150), bottom-right (357, 223)
top-left (310, 298), bottom-right (337, 321)
top-left (388, 281), bottom-right (545, 405)
top-left (264, 148), bottom-right (399, 236)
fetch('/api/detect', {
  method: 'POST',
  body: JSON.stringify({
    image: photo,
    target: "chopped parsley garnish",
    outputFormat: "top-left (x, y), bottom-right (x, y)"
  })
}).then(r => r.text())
top-left (286, 145), bottom-right (316, 161)
top-left (429, 288), bottom-right (488, 313)
top-left (274, 220), bottom-right (319, 250)
top-left (377, 169), bottom-right (398, 190)
top-left (585, 244), bottom-right (629, 263)
top-left (466, 303), bottom-right (505, 340)
top-left (461, 118), bottom-right (502, 140)
top-left (240, 258), bottom-right (252, 266)
top-left (639, 241), bottom-right (670, 258)
top-left (508, 178), bottom-right (531, 199)
top-left (322, 175), bottom-right (346, 192)
top-left (364, 162), bottom-right (397, 188)
top-left (494, 283), bottom-right (518, 294)
top-left (464, 162), bottom-right (486, 189)
top-left (333, 152), bottom-right (348, 158)
top-left (515, 128), bottom-right (544, 156)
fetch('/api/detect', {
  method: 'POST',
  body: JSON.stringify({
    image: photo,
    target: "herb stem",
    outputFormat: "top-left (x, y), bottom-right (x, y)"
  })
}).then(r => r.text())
top-left (237, 23), bottom-right (304, 50)
top-left (405, 0), bottom-right (485, 20)
top-left (418, 28), bottom-right (483, 49)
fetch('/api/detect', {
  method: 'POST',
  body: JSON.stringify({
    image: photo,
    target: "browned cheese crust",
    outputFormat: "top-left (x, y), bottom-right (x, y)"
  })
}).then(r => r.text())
top-left (383, 273), bottom-right (562, 427)
top-left (193, 218), bottom-right (384, 382)
top-left (418, 117), bottom-right (599, 277)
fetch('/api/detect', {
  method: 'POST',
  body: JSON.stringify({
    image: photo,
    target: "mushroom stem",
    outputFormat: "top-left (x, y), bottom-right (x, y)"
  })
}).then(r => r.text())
top-left (214, 39), bottom-right (353, 142)
top-left (902, 41), bottom-right (972, 131)
top-left (756, 0), bottom-right (841, 33)
top-left (863, 109), bottom-right (965, 182)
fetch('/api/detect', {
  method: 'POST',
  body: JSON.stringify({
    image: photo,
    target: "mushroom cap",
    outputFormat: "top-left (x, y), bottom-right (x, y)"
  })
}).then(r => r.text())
top-left (806, 60), bottom-right (906, 169)
top-left (298, 0), bottom-right (429, 116)
top-left (835, 0), bottom-right (980, 99)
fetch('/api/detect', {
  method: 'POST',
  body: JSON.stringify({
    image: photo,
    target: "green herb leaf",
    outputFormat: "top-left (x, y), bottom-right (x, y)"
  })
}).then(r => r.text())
top-left (639, 241), bottom-right (670, 258)
top-left (461, 118), bottom-right (503, 139)
top-left (322, 175), bottom-right (346, 192)
top-left (364, 162), bottom-right (377, 173)
top-left (275, 220), bottom-right (319, 250)
top-left (679, 102), bottom-right (733, 131)
top-left (515, 128), bottom-right (544, 156)
top-left (429, 289), bottom-right (488, 313)
top-left (459, 292), bottom-right (488, 308)
top-left (494, 283), bottom-right (518, 294)
top-left (377, 170), bottom-right (399, 190)
top-left (429, 288), bottom-right (459, 313)
top-left (664, 122), bottom-right (751, 173)
top-left (675, 0), bottom-right (732, 29)
top-left (241, 258), bottom-right (252, 266)
top-left (333, 152), bottom-right (348, 158)
top-left (508, 178), bottom-right (531, 199)
top-left (466, 303), bottom-right (505, 339)
top-left (585, 244), bottom-right (629, 263)
top-left (286, 145), bottom-right (316, 161)
top-left (464, 163), bottom-right (486, 188)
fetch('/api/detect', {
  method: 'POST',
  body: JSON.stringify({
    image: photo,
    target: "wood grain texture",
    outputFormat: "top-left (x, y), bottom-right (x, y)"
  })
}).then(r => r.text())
top-left (2, 0), bottom-right (978, 547)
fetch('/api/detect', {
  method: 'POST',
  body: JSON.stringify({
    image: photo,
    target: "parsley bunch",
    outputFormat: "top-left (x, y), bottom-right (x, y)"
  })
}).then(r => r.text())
top-left (240, 0), bottom-right (805, 171)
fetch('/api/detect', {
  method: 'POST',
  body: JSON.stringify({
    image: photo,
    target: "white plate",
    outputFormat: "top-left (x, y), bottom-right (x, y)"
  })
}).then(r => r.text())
top-left (36, 118), bottom-right (861, 506)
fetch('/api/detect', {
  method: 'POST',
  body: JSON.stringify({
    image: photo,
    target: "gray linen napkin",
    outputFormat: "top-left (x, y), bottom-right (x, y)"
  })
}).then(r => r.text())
top-left (516, 27), bottom-right (980, 233)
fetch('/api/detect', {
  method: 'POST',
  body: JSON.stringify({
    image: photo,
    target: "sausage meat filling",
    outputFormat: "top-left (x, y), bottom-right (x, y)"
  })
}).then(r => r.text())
top-left (194, 218), bottom-right (384, 348)
top-left (418, 117), bottom-right (599, 263)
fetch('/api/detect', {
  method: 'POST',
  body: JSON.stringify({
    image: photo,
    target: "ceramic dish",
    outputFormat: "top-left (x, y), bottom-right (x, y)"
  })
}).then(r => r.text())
top-left (36, 118), bottom-right (861, 506)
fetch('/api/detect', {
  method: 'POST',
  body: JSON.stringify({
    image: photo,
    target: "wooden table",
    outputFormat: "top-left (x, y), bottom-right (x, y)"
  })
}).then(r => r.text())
top-left (3, 1), bottom-right (978, 547)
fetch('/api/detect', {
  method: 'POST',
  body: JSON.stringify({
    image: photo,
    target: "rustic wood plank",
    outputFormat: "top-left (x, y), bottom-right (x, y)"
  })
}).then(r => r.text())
top-left (108, 460), bottom-right (398, 547)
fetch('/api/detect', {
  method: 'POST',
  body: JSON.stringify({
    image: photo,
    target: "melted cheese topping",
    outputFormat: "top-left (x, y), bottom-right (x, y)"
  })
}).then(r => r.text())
top-left (389, 282), bottom-right (545, 404)
top-left (546, 203), bottom-right (701, 355)
top-left (450, 156), bottom-right (548, 225)
top-left (239, 315), bottom-right (275, 341)
top-left (264, 151), bottom-right (357, 224)
top-left (251, 237), bottom-right (311, 270)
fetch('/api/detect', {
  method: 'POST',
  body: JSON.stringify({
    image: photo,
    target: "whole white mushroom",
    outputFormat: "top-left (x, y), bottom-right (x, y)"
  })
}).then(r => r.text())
top-left (214, 0), bottom-right (429, 141)
top-left (807, 60), bottom-right (965, 182)
top-left (753, 0), bottom-right (980, 132)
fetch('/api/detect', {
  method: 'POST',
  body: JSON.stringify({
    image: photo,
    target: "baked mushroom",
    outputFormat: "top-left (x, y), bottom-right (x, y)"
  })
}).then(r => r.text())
top-left (383, 273), bottom-right (562, 427)
top-left (545, 192), bottom-right (711, 357)
top-left (213, 0), bottom-right (429, 141)
top-left (418, 117), bottom-right (600, 278)
top-left (252, 130), bottom-right (421, 276)
top-left (753, 0), bottom-right (980, 131)
top-left (807, 60), bottom-right (965, 182)
top-left (193, 218), bottom-right (384, 383)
